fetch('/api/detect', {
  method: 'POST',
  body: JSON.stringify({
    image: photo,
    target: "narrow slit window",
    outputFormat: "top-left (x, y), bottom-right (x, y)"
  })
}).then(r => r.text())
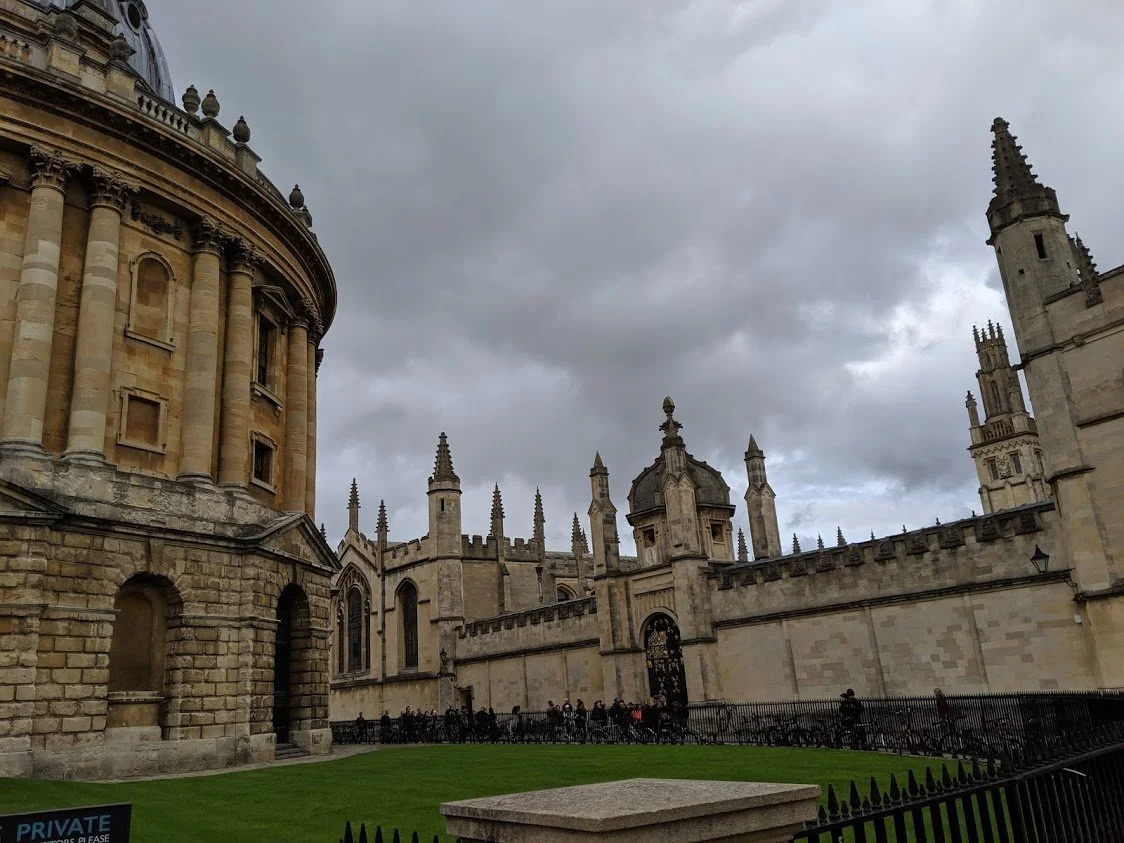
top-left (257, 316), bottom-right (275, 387)
top-left (1010, 453), bottom-right (1023, 475)
top-left (1034, 234), bottom-right (1047, 260)
top-left (253, 439), bottom-right (273, 486)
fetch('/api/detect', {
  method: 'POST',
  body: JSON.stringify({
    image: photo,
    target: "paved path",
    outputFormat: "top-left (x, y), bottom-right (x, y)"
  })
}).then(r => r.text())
top-left (95, 744), bottom-right (381, 783)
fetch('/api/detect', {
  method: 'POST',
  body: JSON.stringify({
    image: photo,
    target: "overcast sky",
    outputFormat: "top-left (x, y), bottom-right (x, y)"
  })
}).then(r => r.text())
top-left (154, 0), bottom-right (1124, 555)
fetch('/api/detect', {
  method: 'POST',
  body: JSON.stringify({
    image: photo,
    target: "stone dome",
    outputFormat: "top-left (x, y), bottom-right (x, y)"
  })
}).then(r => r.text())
top-left (628, 455), bottom-right (731, 516)
top-left (32, 0), bottom-right (174, 102)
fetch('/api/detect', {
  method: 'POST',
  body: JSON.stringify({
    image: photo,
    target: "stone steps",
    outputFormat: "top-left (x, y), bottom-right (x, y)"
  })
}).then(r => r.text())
top-left (274, 742), bottom-right (309, 761)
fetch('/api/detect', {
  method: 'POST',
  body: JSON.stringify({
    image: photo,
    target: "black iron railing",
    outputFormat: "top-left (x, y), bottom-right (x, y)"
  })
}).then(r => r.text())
top-left (339, 821), bottom-right (439, 843)
top-left (331, 691), bottom-right (1124, 760)
top-left (796, 721), bottom-right (1124, 842)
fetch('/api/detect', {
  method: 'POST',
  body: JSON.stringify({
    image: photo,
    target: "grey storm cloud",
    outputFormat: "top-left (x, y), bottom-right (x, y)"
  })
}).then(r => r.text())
top-left (153, 0), bottom-right (1124, 552)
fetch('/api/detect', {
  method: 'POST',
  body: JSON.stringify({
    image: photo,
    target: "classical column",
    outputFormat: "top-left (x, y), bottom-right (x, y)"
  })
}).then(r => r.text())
top-left (1, 147), bottom-right (79, 452)
top-left (304, 329), bottom-right (321, 518)
top-left (283, 304), bottom-right (309, 512)
top-left (177, 217), bottom-right (224, 482)
top-left (64, 168), bottom-right (135, 463)
top-left (218, 240), bottom-right (258, 487)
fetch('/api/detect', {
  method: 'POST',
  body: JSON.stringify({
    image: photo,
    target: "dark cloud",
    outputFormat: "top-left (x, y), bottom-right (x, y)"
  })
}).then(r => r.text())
top-left (154, 0), bottom-right (1124, 551)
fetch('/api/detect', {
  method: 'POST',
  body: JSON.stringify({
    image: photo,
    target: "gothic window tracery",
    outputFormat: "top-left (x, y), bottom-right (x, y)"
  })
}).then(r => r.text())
top-left (399, 581), bottom-right (419, 670)
top-left (346, 587), bottom-right (363, 673)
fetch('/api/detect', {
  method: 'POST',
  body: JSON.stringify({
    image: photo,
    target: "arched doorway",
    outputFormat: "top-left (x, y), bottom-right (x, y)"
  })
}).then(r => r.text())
top-left (273, 584), bottom-right (311, 744)
top-left (643, 613), bottom-right (688, 709)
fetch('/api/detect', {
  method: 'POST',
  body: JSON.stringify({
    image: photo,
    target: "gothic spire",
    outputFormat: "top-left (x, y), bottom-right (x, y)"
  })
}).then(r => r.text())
top-left (745, 434), bottom-right (763, 458)
top-left (836, 527), bottom-right (846, 547)
top-left (988, 117), bottom-right (1061, 233)
top-left (1072, 233), bottom-right (1104, 306)
top-left (571, 513), bottom-right (583, 553)
top-left (591, 451), bottom-right (607, 476)
top-left (430, 432), bottom-right (459, 484)
top-left (817, 533), bottom-right (825, 551)
top-left (990, 118), bottom-right (1040, 199)
top-left (737, 528), bottom-right (749, 562)
top-left (792, 534), bottom-right (801, 554)
top-left (320, 523), bottom-right (327, 540)
top-left (533, 487), bottom-right (545, 556)
top-left (376, 499), bottom-right (388, 537)
top-left (490, 484), bottom-right (504, 536)
top-left (347, 478), bottom-right (360, 532)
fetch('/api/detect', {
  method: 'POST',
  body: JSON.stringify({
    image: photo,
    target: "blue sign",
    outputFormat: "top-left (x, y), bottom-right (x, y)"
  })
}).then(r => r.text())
top-left (0, 804), bottom-right (130, 843)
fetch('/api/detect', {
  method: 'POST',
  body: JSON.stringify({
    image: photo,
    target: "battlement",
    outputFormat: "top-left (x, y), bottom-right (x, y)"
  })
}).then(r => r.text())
top-left (457, 596), bottom-right (598, 639)
top-left (386, 535), bottom-right (429, 565)
top-left (712, 502), bottom-right (1054, 601)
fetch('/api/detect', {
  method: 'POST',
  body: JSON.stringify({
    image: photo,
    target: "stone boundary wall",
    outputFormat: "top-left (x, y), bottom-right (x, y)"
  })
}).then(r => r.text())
top-left (456, 597), bottom-right (598, 662)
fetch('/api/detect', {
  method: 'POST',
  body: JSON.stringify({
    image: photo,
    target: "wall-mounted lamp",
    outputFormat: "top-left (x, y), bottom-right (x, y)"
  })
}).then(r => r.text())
top-left (1030, 544), bottom-right (1051, 574)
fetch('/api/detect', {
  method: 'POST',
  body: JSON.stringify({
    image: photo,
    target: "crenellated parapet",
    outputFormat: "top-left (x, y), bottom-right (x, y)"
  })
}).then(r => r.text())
top-left (709, 502), bottom-right (1057, 620)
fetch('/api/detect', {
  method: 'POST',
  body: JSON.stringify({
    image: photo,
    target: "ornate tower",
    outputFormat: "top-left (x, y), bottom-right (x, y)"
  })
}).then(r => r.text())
top-left (966, 322), bottom-right (1048, 513)
top-left (427, 432), bottom-right (462, 556)
top-left (743, 435), bottom-right (782, 559)
top-left (986, 118), bottom-right (1123, 688)
top-left (588, 453), bottom-right (620, 576)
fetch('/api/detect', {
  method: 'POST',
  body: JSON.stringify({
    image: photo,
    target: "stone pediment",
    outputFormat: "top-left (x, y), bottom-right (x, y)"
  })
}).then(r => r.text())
top-left (0, 478), bottom-right (66, 518)
top-left (248, 513), bottom-right (340, 572)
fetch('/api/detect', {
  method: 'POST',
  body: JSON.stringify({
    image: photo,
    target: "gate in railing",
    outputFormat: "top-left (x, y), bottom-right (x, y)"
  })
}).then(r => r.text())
top-left (796, 723), bottom-right (1124, 842)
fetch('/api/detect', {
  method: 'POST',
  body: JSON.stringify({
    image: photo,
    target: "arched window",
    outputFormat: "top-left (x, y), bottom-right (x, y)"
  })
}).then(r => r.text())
top-left (399, 581), bottom-right (419, 670)
top-left (336, 605), bottom-right (345, 675)
top-left (556, 585), bottom-right (575, 603)
top-left (989, 380), bottom-right (1003, 416)
top-left (109, 587), bottom-right (165, 692)
top-left (127, 253), bottom-right (176, 348)
top-left (347, 587), bottom-right (363, 673)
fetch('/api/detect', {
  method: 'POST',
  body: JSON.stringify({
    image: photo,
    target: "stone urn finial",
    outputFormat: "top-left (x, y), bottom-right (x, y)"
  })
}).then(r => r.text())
top-left (300, 206), bottom-right (313, 227)
top-left (233, 116), bottom-right (251, 143)
top-left (200, 89), bottom-right (220, 119)
top-left (288, 184), bottom-right (305, 209)
top-left (182, 84), bottom-right (200, 114)
top-left (109, 34), bottom-right (132, 63)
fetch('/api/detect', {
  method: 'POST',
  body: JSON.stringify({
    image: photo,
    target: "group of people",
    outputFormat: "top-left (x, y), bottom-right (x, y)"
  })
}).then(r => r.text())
top-left (351, 694), bottom-right (690, 744)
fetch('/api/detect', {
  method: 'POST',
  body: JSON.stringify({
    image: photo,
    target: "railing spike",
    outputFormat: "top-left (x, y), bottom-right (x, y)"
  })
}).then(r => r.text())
top-left (907, 768), bottom-right (920, 797)
top-left (849, 779), bottom-right (863, 811)
top-left (888, 772), bottom-right (901, 802)
top-left (971, 758), bottom-right (982, 780)
top-left (817, 804), bottom-right (827, 821)
top-left (941, 764), bottom-right (953, 789)
top-left (826, 784), bottom-right (840, 817)
top-left (956, 759), bottom-right (969, 785)
top-left (392, 829), bottom-right (401, 843)
top-left (359, 825), bottom-right (368, 843)
top-left (374, 827), bottom-right (384, 843)
top-left (924, 766), bottom-right (937, 794)
top-left (869, 776), bottom-right (883, 808)
top-left (411, 833), bottom-right (419, 843)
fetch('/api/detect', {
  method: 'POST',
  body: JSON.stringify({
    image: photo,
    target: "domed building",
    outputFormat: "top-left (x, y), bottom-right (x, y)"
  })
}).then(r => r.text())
top-left (0, 0), bottom-right (338, 778)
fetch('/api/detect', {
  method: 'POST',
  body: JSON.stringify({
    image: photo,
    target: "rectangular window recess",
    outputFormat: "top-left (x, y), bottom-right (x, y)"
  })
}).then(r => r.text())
top-left (1034, 233), bottom-right (1047, 260)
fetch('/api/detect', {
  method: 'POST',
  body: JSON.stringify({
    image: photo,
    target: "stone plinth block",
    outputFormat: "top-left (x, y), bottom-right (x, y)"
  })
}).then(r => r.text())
top-left (441, 777), bottom-right (821, 843)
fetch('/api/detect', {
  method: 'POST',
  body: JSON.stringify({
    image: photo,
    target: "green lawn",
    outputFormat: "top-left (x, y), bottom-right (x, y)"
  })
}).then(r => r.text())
top-left (0, 744), bottom-right (939, 842)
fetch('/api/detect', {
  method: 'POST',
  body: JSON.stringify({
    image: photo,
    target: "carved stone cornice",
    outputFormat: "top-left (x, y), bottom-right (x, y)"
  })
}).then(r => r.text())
top-left (28, 146), bottom-right (79, 192)
top-left (228, 238), bottom-right (261, 276)
top-left (191, 216), bottom-right (224, 255)
top-left (315, 348), bottom-right (324, 374)
top-left (307, 311), bottom-right (324, 347)
top-left (0, 63), bottom-right (336, 333)
top-left (88, 167), bottom-right (137, 214)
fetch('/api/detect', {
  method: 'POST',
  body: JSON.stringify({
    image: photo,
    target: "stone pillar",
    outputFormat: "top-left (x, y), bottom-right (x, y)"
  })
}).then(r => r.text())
top-left (1, 147), bottom-right (78, 452)
top-left (441, 779), bottom-right (821, 843)
top-left (283, 307), bottom-right (309, 512)
top-left (178, 217), bottom-right (224, 482)
top-left (218, 240), bottom-right (258, 487)
top-left (305, 336), bottom-right (321, 518)
top-left (63, 168), bottom-right (135, 463)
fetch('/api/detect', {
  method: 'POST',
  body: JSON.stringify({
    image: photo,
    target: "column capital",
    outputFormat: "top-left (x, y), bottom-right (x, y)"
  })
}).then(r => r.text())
top-left (315, 347), bottom-right (324, 374)
top-left (228, 238), bottom-right (261, 276)
top-left (191, 216), bottom-right (225, 255)
top-left (88, 167), bottom-right (137, 214)
top-left (300, 298), bottom-right (324, 345)
top-left (28, 146), bottom-right (79, 193)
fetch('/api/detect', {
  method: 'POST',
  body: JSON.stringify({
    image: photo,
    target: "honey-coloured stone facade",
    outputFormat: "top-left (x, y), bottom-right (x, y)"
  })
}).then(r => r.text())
top-left (0, 0), bottom-right (337, 778)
